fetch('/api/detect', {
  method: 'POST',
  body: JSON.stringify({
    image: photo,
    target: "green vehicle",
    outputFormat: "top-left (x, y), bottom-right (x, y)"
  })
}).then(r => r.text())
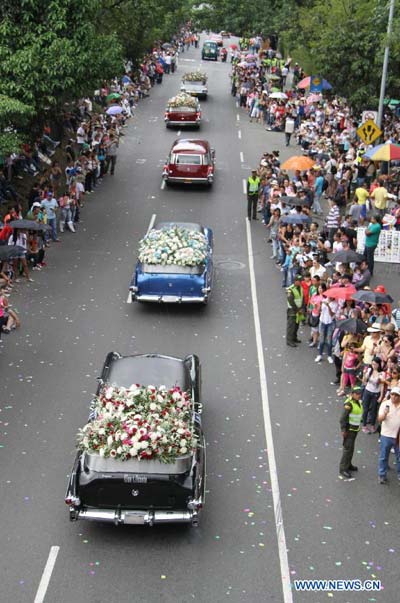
top-left (201, 40), bottom-right (218, 61)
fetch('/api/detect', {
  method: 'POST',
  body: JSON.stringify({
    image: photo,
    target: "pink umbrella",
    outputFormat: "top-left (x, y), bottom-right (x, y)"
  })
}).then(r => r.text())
top-left (306, 93), bottom-right (322, 104)
top-left (298, 76), bottom-right (332, 90)
top-left (246, 53), bottom-right (256, 61)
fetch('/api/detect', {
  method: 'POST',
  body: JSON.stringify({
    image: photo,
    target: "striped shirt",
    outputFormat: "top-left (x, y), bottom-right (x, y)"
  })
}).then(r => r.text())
top-left (326, 206), bottom-right (340, 229)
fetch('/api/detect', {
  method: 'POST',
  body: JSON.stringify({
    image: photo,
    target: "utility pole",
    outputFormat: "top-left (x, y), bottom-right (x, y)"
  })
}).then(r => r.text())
top-left (377, 0), bottom-right (396, 130)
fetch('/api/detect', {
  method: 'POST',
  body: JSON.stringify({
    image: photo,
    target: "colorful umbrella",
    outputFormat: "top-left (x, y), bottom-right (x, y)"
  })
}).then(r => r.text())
top-left (363, 143), bottom-right (400, 162)
top-left (106, 105), bottom-right (123, 116)
top-left (106, 92), bottom-right (121, 102)
top-left (324, 286), bottom-right (356, 300)
top-left (246, 53), bottom-right (256, 61)
top-left (306, 93), bottom-right (322, 104)
top-left (281, 156), bottom-right (316, 171)
top-left (269, 92), bottom-right (288, 100)
top-left (267, 74), bottom-right (281, 81)
top-left (229, 43), bottom-right (238, 49)
top-left (298, 76), bottom-right (332, 90)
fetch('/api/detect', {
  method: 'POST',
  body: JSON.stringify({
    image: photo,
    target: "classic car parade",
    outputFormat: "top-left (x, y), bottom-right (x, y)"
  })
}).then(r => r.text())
top-left (162, 138), bottom-right (215, 186)
top-left (129, 221), bottom-right (213, 304)
top-left (180, 71), bottom-right (208, 99)
top-left (164, 93), bottom-right (201, 128)
top-left (210, 33), bottom-right (223, 47)
top-left (201, 40), bottom-right (218, 61)
top-left (65, 351), bottom-right (206, 527)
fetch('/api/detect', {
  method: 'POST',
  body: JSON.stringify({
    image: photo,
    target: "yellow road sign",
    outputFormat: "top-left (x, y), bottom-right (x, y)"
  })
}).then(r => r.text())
top-left (357, 119), bottom-right (382, 145)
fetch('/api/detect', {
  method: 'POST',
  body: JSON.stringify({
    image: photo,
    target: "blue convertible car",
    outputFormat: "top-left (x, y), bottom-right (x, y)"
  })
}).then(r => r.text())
top-left (129, 222), bottom-right (213, 304)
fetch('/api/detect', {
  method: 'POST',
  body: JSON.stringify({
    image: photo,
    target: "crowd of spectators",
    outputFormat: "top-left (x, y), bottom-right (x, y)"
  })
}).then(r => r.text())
top-left (0, 26), bottom-right (196, 343)
top-left (233, 42), bottom-right (400, 481)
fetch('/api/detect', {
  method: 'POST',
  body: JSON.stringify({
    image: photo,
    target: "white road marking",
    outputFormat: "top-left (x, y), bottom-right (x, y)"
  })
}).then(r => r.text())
top-left (177, 130), bottom-right (181, 136)
top-left (34, 546), bottom-right (60, 603)
top-left (240, 151), bottom-right (244, 163)
top-left (147, 213), bottom-right (157, 234)
top-left (238, 130), bottom-right (242, 139)
top-left (236, 114), bottom-right (240, 122)
top-left (236, 101), bottom-right (239, 108)
top-left (126, 291), bottom-right (133, 304)
top-left (160, 180), bottom-right (166, 190)
top-left (245, 220), bottom-right (293, 603)
top-left (242, 179), bottom-right (247, 195)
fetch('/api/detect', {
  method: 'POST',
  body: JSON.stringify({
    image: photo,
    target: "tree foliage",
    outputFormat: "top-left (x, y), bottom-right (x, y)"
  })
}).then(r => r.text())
top-left (193, 0), bottom-right (400, 112)
top-left (0, 0), bottom-right (193, 155)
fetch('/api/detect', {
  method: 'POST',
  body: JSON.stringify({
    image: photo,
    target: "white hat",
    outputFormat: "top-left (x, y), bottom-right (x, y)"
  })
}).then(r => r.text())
top-left (390, 386), bottom-right (400, 396)
top-left (367, 326), bottom-right (382, 333)
top-left (32, 202), bottom-right (42, 208)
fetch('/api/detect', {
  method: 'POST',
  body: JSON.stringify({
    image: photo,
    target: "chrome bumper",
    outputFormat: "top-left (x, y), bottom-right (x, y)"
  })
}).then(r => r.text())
top-left (165, 120), bottom-right (200, 126)
top-left (70, 507), bottom-right (199, 526)
top-left (162, 176), bottom-right (212, 183)
top-left (133, 293), bottom-right (207, 303)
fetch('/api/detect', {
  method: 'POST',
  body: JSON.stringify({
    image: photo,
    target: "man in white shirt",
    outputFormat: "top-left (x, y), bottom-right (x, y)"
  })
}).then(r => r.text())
top-left (377, 387), bottom-right (400, 484)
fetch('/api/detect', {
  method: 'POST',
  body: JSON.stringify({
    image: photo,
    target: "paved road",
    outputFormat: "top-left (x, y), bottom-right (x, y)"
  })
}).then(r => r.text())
top-left (1, 38), bottom-right (399, 603)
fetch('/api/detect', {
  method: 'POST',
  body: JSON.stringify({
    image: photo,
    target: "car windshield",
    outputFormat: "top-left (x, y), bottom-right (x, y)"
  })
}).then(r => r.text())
top-left (167, 106), bottom-right (196, 113)
top-left (183, 81), bottom-right (203, 86)
top-left (174, 154), bottom-right (202, 165)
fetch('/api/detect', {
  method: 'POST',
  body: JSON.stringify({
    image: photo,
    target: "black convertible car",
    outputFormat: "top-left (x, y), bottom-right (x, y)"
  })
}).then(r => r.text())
top-left (65, 352), bottom-right (206, 527)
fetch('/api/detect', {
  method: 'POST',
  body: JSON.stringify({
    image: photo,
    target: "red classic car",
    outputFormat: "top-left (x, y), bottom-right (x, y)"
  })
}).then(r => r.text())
top-left (162, 139), bottom-right (215, 186)
top-left (164, 94), bottom-right (201, 128)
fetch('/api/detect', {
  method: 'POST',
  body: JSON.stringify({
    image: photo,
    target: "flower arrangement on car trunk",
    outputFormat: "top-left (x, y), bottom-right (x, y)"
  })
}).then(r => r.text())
top-left (182, 70), bottom-right (207, 82)
top-left (167, 92), bottom-right (199, 109)
top-left (77, 385), bottom-right (197, 463)
top-left (138, 225), bottom-right (208, 267)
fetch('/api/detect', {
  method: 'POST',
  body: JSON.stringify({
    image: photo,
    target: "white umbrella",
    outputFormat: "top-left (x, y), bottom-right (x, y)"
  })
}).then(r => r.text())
top-left (269, 92), bottom-right (288, 100)
top-left (106, 105), bottom-right (123, 116)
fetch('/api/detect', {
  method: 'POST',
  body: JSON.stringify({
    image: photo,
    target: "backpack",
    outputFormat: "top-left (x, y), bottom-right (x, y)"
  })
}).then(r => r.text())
top-left (330, 164), bottom-right (337, 175)
top-left (322, 177), bottom-right (329, 192)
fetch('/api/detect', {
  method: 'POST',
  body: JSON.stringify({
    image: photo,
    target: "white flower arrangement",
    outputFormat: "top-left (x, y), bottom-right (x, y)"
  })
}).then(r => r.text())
top-left (167, 93), bottom-right (199, 109)
top-left (138, 225), bottom-right (208, 267)
top-left (77, 385), bottom-right (197, 463)
top-left (182, 71), bottom-right (207, 83)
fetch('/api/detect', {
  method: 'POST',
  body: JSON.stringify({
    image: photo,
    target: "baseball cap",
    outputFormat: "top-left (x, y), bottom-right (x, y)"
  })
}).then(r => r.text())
top-left (352, 386), bottom-right (362, 393)
top-left (367, 326), bottom-right (381, 333)
top-left (32, 201), bottom-right (41, 208)
top-left (390, 386), bottom-right (400, 396)
top-left (47, 191), bottom-right (53, 197)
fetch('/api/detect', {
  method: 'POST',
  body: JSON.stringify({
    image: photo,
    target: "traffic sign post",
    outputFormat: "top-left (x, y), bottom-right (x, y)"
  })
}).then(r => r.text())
top-left (356, 119), bottom-right (382, 145)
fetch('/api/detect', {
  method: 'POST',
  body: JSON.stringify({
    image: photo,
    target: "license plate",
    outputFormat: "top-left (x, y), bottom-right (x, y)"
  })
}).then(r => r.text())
top-left (162, 295), bottom-right (179, 302)
top-left (124, 511), bottom-right (146, 525)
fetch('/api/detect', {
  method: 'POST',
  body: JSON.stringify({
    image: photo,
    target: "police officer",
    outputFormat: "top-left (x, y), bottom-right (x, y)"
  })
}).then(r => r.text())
top-left (247, 169), bottom-right (260, 221)
top-left (339, 386), bottom-right (363, 478)
top-left (286, 275), bottom-right (305, 347)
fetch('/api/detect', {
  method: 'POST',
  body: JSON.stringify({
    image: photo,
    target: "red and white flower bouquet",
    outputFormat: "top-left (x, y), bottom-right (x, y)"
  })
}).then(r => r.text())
top-left (77, 385), bottom-right (197, 463)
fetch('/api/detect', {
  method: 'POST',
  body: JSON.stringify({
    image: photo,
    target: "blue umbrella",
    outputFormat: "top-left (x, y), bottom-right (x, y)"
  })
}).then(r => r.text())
top-left (281, 214), bottom-right (311, 225)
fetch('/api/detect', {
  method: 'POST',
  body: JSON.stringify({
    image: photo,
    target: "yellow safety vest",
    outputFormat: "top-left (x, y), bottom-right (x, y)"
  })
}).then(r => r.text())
top-left (345, 396), bottom-right (363, 431)
top-left (248, 176), bottom-right (260, 194)
top-left (287, 285), bottom-right (303, 309)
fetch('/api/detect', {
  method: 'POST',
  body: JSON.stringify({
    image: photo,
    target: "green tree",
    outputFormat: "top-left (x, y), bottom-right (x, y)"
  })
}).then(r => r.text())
top-left (0, 0), bottom-right (123, 117)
